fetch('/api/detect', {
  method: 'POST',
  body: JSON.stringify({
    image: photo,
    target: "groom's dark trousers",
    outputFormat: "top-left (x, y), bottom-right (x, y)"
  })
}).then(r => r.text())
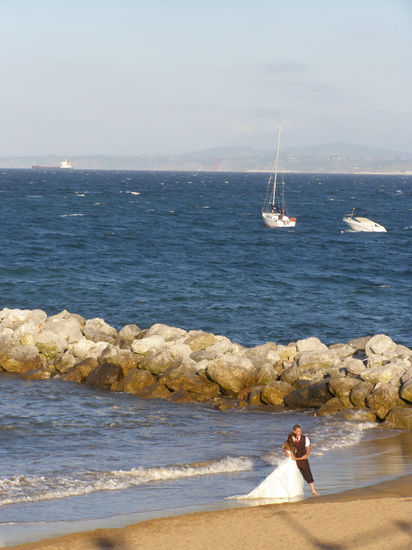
top-left (295, 435), bottom-right (314, 484)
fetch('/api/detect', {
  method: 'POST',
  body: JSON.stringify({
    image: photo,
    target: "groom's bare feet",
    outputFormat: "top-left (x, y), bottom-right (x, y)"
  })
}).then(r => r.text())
top-left (312, 491), bottom-right (319, 496)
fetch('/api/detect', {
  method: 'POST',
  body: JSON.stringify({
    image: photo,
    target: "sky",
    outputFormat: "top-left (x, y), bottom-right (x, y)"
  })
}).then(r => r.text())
top-left (1, 0), bottom-right (411, 156)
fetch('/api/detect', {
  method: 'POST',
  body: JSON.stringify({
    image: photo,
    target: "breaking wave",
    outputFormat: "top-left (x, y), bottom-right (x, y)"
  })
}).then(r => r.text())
top-left (0, 456), bottom-right (253, 507)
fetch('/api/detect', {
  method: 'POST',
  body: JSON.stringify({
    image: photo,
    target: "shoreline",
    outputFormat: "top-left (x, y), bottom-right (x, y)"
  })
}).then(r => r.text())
top-left (3, 430), bottom-right (412, 548)
top-left (5, 471), bottom-right (412, 549)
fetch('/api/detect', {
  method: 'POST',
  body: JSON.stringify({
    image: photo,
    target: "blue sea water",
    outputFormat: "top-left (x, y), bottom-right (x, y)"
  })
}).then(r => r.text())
top-left (0, 169), bottom-right (411, 545)
top-left (0, 169), bottom-right (411, 346)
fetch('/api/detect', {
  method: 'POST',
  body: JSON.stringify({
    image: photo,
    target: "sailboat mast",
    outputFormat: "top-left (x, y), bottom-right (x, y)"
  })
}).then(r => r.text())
top-left (272, 125), bottom-right (281, 208)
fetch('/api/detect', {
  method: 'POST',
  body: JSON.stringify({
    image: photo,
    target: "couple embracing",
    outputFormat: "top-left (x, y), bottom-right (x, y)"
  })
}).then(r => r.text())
top-left (236, 424), bottom-right (318, 500)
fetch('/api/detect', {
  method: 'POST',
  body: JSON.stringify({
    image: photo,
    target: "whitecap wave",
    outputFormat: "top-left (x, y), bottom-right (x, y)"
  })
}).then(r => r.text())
top-left (0, 456), bottom-right (253, 507)
top-left (262, 420), bottom-right (377, 464)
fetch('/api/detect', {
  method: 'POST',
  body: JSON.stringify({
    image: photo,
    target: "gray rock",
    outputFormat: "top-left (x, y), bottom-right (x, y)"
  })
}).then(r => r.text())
top-left (0, 344), bottom-right (42, 373)
top-left (385, 406), bottom-right (412, 430)
top-left (350, 381), bottom-right (374, 408)
top-left (276, 344), bottom-right (297, 361)
top-left (365, 334), bottom-right (397, 357)
top-left (296, 337), bottom-right (327, 353)
top-left (131, 335), bottom-right (166, 355)
top-left (45, 311), bottom-right (84, 343)
top-left (400, 379), bottom-right (412, 403)
top-left (145, 323), bottom-right (187, 342)
top-left (118, 324), bottom-right (142, 344)
top-left (361, 363), bottom-right (407, 385)
top-left (184, 331), bottom-right (219, 352)
top-left (284, 381), bottom-right (333, 409)
top-left (280, 364), bottom-right (300, 386)
top-left (296, 349), bottom-right (339, 371)
top-left (260, 381), bottom-right (295, 406)
top-left (316, 397), bottom-right (346, 417)
top-left (329, 343), bottom-right (355, 360)
top-left (83, 318), bottom-right (118, 344)
top-left (401, 367), bottom-right (412, 385)
top-left (205, 355), bottom-right (256, 396)
top-left (53, 352), bottom-right (77, 374)
top-left (343, 357), bottom-right (366, 375)
top-left (119, 369), bottom-right (156, 393)
top-left (86, 363), bottom-right (123, 390)
top-left (329, 378), bottom-right (361, 406)
top-left (31, 330), bottom-right (65, 358)
top-left (366, 383), bottom-right (403, 420)
top-left (256, 363), bottom-right (280, 385)
top-left (243, 342), bottom-right (279, 369)
top-left (348, 336), bottom-right (371, 352)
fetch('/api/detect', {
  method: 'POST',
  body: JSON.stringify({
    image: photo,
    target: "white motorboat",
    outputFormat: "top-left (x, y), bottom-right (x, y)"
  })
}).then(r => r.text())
top-left (262, 125), bottom-right (296, 228)
top-left (343, 209), bottom-right (386, 232)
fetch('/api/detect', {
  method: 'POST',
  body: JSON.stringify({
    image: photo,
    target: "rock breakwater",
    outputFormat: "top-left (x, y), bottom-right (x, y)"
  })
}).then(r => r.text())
top-left (1, 308), bottom-right (412, 430)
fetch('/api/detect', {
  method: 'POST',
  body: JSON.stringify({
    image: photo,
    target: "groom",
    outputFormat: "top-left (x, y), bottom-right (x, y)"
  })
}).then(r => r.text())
top-left (291, 424), bottom-right (318, 496)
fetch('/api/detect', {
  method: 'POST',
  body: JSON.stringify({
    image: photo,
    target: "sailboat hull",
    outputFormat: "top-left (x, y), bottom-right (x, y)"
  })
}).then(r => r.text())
top-left (262, 212), bottom-right (296, 228)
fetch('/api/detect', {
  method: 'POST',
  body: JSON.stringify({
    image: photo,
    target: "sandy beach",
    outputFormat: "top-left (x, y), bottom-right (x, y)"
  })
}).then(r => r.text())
top-left (5, 474), bottom-right (412, 550)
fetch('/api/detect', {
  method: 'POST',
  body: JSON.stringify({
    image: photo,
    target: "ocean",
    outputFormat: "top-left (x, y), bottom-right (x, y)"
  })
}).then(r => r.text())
top-left (0, 169), bottom-right (411, 545)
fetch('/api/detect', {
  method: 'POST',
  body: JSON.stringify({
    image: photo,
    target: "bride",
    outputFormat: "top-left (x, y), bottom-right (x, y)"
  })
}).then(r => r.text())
top-left (233, 433), bottom-right (305, 500)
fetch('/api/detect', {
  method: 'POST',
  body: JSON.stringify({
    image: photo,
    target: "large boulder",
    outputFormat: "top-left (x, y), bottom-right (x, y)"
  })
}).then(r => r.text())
top-left (190, 338), bottom-right (244, 362)
top-left (329, 344), bottom-right (355, 360)
top-left (62, 358), bottom-right (99, 383)
top-left (131, 335), bottom-right (165, 355)
top-left (343, 357), bottom-right (366, 376)
top-left (366, 354), bottom-right (388, 368)
top-left (118, 324), bottom-right (142, 344)
top-left (385, 406), bottom-right (412, 430)
top-left (296, 349), bottom-right (339, 371)
top-left (400, 379), bottom-right (412, 403)
top-left (242, 343), bottom-right (279, 370)
top-left (348, 336), bottom-right (371, 352)
top-left (119, 369), bottom-right (156, 393)
top-left (206, 355), bottom-right (256, 396)
top-left (135, 382), bottom-right (171, 400)
top-left (401, 368), bottom-right (412, 385)
top-left (31, 330), bottom-right (65, 358)
top-left (0, 344), bottom-right (42, 373)
top-left (161, 365), bottom-right (220, 400)
top-left (139, 350), bottom-right (180, 375)
top-left (317, 397), bottom-right (346, 417)
top-left (98, 345), bottom-right (140, 375)
top-left (276, 344), bottom-right (297, 362)
top-left (144, 323), bottom-right (187, 342)
top-left (361, 362), bottom-right (407, 385)
top-left (256, 363), bottom-right (280, 385)
top-left (350, 381), bottom-right (374, 408)
top-left (0, 308), bottom-right (46, 331)
top-left (184, 331), bottom-right (219, 352)
top-left (85, 363), bottom-right (123, 390)
top-left (69, 339), bottom-right (109, 361)
top-left (21, 369), bottom-right (51, 380)
top-left (280, 364), bottom-right (300, 386)
top-left (53, 352), bottom-right (77, 374)
top-left (296, 337), bottom-right (327, 353)
top-left (44, 310), bottom-right (84, 343)
top-left (284, 381), bottom-right (333, 409)
top-left (365, 334), bottom-right (397, 358)
top-left (328, 378), bottom-right (360, 407)
top-left (261, 381), bottom-right (295, 406)
top-left (366, 383), bottom-right (403, 420)
top-left (83, 318), bottom-right (118, 344)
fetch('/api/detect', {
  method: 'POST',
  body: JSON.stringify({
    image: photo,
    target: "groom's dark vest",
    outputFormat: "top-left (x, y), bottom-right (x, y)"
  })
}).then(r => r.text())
top-left (295, 435), bottom-right (307, 457)
top-left (294, 435), bottom-right (314, 484)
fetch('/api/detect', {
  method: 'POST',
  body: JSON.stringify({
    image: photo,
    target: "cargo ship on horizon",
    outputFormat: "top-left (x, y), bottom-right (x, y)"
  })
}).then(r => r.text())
top-left (32, 159), bottom-right (73, 170)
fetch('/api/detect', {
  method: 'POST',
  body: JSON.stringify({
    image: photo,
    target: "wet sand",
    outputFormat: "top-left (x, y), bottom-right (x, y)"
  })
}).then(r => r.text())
top-left (5, 474), bottom-right (412, 550)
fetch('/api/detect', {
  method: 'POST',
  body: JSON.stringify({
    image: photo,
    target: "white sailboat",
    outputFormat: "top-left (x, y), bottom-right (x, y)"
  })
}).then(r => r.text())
top-left (343, 208), bottom-right (386, 232)
top-left (262, 125), bottom-right (296, 228)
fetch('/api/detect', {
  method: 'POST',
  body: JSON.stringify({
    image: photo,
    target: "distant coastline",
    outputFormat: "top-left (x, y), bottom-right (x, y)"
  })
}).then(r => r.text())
top-left (1, 142), bottom-right (412, 173)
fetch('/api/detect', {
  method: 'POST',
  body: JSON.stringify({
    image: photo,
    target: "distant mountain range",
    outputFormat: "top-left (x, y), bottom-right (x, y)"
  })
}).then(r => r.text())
top-left (1, 143), bottom-right (412, 173)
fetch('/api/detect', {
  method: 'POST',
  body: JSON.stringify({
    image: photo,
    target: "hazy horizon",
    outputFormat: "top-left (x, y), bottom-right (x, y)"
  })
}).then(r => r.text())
top-left (1, 1), bottom-right (411, 156)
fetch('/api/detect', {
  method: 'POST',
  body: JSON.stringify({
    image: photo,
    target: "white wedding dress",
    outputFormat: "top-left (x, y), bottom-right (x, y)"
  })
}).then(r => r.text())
top-left (233, 451), bottom-right (304, 500)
